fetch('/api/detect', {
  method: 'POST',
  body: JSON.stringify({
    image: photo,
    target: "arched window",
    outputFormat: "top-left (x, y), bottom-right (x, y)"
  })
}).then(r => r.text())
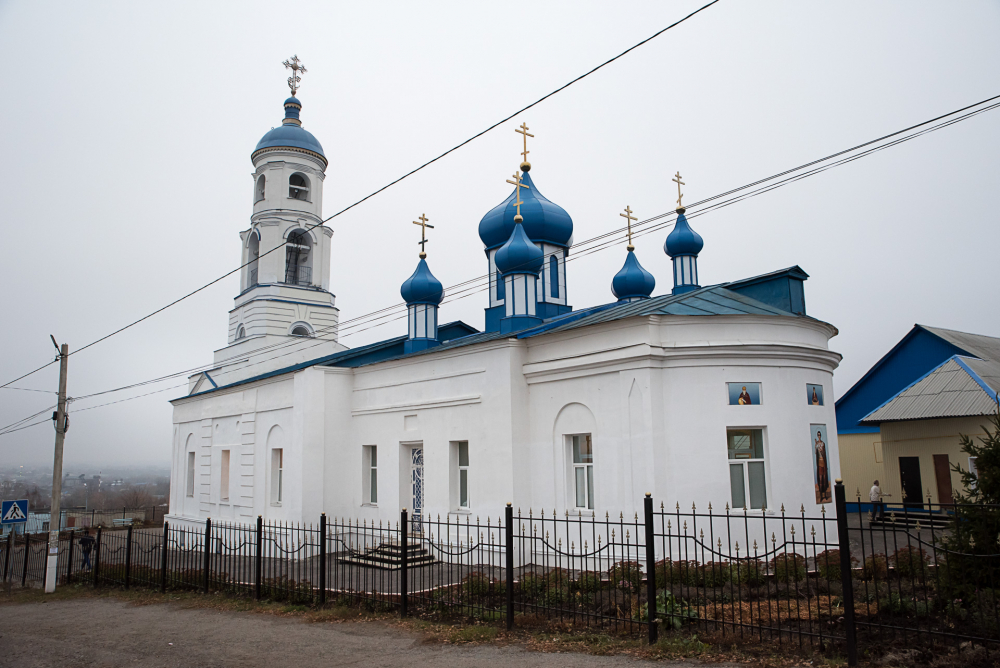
top-left (549, 255), bottom-right (560, 298)
top-left (290, 324), bottom-right (313, 337)
top-left (496, 270), bottom-right (505, 300)
top-left (284, 229), bottom-right (312, 285)
top-left (247, 230), bottom-right (260, 287)
top-left (255, 175), bottom-right (266, 202)
top-left (236, 325), bottom-right (246, 340)
top-left (288, 173), bottom-right (310, 200)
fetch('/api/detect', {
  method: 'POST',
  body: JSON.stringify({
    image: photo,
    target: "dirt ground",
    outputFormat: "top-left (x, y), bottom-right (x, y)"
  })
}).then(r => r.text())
top-left (0, 597), bottom-right (731, 668)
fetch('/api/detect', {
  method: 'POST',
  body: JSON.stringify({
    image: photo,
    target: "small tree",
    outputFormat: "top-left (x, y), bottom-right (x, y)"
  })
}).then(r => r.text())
top-left (940, 405), bottom-right (1000, 593)
top-left (951, 406), bottom-right (1000, 505)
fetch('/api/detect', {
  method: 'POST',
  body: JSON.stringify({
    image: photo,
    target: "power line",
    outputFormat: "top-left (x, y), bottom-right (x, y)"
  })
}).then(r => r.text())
top-left (5, 90), bottom-right (999, 431)
top-left (0, 1), bottom-right (721, 391)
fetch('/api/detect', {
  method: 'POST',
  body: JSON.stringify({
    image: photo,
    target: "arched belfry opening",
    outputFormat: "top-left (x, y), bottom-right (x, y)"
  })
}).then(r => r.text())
top-left (255, 174), bottom-right (266, 202)
top-left (247, 230), bottom-right (260, 287)
top-left (284, 229), bottom-right (312, 286)
top-left (288, 173), bottom-right (310, 201)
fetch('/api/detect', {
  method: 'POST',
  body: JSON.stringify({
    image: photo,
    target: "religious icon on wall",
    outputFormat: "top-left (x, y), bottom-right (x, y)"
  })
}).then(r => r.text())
top-left (811, 424), bottom-right (832, 504)
top-left (727, 382), bottom-right (761, 406)
top-left (807, 384), bottom-right (824, 406)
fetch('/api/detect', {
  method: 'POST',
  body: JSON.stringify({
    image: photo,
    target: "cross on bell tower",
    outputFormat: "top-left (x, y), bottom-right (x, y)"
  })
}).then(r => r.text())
top-left (283, 55), bottom-right (307, 96)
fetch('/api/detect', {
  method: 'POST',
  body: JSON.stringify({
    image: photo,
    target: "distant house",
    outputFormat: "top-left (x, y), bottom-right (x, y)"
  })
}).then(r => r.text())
top-left (835, 325), bottom-right (1000, 507)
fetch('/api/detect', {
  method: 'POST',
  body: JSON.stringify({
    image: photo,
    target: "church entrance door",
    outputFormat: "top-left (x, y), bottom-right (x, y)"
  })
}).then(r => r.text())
top-left (410, 447), bottom-right (424, 534)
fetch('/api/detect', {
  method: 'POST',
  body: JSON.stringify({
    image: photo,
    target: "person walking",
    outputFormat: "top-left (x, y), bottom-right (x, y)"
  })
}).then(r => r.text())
top-left (869, 480), bottom-right (888, 521)
top-left (79, 528), bottom-right (96, 570)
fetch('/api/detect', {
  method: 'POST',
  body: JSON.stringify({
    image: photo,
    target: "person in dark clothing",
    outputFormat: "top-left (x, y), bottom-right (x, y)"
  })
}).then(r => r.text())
top-left (79, 528), bottom-right (96, 570)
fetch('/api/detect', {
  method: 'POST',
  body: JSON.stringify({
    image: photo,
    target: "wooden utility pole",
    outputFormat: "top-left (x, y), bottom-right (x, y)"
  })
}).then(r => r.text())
top-left (44, 338), bottom-right (69, 593)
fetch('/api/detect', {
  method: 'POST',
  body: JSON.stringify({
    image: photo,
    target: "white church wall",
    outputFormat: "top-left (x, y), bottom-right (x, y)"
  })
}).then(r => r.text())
top-left (319, 341), bottom-right (521, 527)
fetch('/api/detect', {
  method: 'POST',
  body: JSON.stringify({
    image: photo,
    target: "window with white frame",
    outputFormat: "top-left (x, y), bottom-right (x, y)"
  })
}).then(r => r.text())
top-left (363, 445), bottom-right (377, 504)
top-left (571, 434), bottom-right (594, 510)
top-left (458, 441), bottom-right (469, 509)
top-left (186, 451), bottom-right (195, 497)
top-left (270, 448), bottom-right (283, 504)
top-left (220, 450), bottom-right (231, 502)
top-left (727, 428), bottom-right (767, 510)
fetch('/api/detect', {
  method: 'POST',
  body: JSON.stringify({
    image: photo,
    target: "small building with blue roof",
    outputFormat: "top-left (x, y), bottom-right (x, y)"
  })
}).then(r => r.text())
top-left (834, 325), bottom-right (1000, 508)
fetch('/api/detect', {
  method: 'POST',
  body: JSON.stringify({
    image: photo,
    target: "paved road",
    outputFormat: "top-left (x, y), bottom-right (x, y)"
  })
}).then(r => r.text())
top-left (0, 598), bottom-right (723, 668)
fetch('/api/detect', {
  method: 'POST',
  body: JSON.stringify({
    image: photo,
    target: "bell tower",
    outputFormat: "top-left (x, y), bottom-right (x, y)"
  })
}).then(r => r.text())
top-left (207, 56), bottom-right (345, 384)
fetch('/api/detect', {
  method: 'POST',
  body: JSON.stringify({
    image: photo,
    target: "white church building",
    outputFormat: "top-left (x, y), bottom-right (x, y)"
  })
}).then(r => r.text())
top-left (166, 82), bottom-right (843, 531)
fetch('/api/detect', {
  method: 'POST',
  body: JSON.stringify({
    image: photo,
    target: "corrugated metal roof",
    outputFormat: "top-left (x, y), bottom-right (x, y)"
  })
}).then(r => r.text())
top-left (516, 285), bottom-right (799, 338)
top-left (861, 356), bottom-right (1000, 423)
top-left (186, 279), bottom-right (817, 392)
top-left (920, 325), bottom-right (1000, 363)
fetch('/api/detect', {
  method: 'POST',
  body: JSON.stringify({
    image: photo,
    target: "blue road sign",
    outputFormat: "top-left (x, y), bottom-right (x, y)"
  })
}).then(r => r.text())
top-left (1, 499), bottom-right (28, 524)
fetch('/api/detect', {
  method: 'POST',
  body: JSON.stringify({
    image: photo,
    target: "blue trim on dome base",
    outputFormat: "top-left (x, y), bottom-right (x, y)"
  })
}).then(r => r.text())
top-left (672, 284), bottom-right (701, 295)
top-left (404, 338), bottom-right (441, 354)
top-left (485, 300), bottom-right (571, 333)
top-left (500, 314), bottom-right (542, 335)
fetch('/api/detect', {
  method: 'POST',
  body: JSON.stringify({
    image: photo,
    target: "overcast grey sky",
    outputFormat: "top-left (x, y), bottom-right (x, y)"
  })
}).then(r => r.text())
top-left (1, 1), bottom-right (998, 468)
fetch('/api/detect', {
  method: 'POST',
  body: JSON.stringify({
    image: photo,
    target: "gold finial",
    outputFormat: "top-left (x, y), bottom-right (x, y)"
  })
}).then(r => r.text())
top-left (620, 206), bottom-right (638, 251)
top-left (506, 171), bottom-right (530, 223)
top-left (412, 213), bottom-right (434, 258)
top-left (283, 55), bottom-right (307, 96)
top-left (671, 171), bottom-right (686, 213)
top-left (515, 122), bottom-right (534, 172)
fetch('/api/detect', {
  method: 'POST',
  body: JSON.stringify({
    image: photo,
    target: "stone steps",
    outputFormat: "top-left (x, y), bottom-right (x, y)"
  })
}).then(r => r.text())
top-left (338, 540), bottom-right (438, 570)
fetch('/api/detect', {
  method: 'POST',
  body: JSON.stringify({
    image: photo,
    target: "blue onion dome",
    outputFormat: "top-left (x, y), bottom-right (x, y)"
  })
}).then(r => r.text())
top-left (400, 258), bottom-right (444, 305)
top-left (495, 222), bottom-right (544, 275)
top-left (252, 96), bottom-right (327, 166)
top-left (612, 250), bottom-right (656, 301)
top-left (664, 210), bottom-right (704, 257)
top-left (478, 171), bottom-right (574, 250)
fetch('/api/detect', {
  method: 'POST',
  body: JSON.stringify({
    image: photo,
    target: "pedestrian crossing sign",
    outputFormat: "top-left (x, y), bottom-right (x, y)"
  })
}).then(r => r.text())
top-left (1, 499), bottom-right (28, 524)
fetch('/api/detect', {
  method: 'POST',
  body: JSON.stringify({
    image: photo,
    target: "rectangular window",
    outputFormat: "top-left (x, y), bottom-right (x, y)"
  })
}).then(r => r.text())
top-left (220, 450), bottom-right (231, 502)
top-left (970, 456), bottom-right (978, 489)
top-left (727, 429), bottom-right (767, 509)
top-left (549, 255), bottom-right (560, 298)
top-left (458, 441), bottom-right (470, 508)
top-left (370, 446), bottom-right (378, 504)
top-left (363, 446), bottom-right (377, 505)
top-left (572, 434), bottom-right (594, 510)
top-left (186, 451), bottom-right (195, 497)
top-left (270, 448), bottom-right (283, 505)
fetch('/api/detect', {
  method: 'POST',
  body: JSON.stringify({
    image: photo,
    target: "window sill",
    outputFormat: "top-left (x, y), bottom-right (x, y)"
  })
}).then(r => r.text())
top-left (451, 509), bottom-right (472, 516)
top-left (361, 503), bottom-right (378, 508)
top-left (568, 509), bottom-right (595, 517)
top-left (270, 502), bottom-right (282, 507)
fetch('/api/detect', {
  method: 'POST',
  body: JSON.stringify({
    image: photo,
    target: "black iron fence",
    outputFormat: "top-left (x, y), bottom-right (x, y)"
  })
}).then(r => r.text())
top-left (3, 483), bottom-right (998, 665)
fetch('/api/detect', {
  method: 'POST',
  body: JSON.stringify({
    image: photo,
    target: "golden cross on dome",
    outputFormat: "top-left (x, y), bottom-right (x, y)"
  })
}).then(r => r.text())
top-left (672, 171), bottom-right (686, 211)
top-left (506, 171), bottom-right (530, 223)
top-left (283, 55), bottom-right (307, 96)
top-left (620, 205), bottom-right (638, 251)
top-left (515, 123), bottom-right (534, 171)
top-left (412, 214), bottom-right (434, 258)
